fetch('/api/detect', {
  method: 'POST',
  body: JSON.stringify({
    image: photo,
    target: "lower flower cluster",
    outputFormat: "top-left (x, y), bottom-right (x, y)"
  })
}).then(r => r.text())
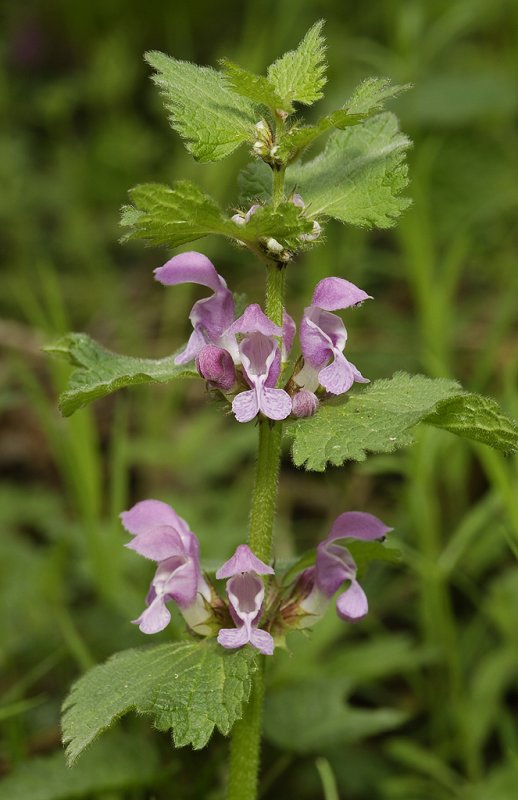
top-left (122, 500), bottom-right (391, 656)
top-left (154, 250), bottom-right (370, 424)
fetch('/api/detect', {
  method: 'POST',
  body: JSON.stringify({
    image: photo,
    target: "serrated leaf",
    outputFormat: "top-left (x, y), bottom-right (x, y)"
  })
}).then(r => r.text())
top-left (278, 78), bottom-right (410, 161)
top-left (424, 394), bottom-right (518, 453)
top-left (45, 333), bottom-right (198, 416)
top-left (121, 181), bottom-right (311, 251)
top-left (62, 642), bottom-right (256, 763)
top-left (267, 21), bottom-right (327, 108)
top-left (277, 113), bottom-right (363, 161)
top-left (345, 77), bottom-right (411, 116)
top-left (0, 732), bottom-right (164, 800)
top-left (238, 161), bottom-right (273, 205)
top-left (243, 201), bottom-right (313, 249)
top-left (286, 112), bottom-right (411, 228)
top-left (288, 373), bottom-right (518, 471)
top-left (220, 59), bottom-right (288, 111)
top-left (145, 51), bottom-right (257, 162)
top-left (121, 181), bottom-right (234, 248)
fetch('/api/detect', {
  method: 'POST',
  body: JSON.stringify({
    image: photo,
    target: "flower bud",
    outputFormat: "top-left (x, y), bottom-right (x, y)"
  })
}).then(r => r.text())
top-left (300, 220), bottom-right (321, 242)
top-left (291, 193), bottom-right (306, 208)
top-left (292, 389), bottom-right (319, 418)
top-left (196, 345), bottom-right (236, 391)
top-left (253, 120), bottom-right (273, 158)
top-left (265, 237), bottom-right (284, 254)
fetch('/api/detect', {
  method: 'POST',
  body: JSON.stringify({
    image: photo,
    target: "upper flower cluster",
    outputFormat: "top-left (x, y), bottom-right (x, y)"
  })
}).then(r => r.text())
top-left (155, 251), bottom-right (370, 423)
top-left (122, 500), bottom-right (391, 656)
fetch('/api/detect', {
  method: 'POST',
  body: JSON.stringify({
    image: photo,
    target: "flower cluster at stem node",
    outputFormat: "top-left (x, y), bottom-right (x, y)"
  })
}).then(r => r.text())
top-left (154, 251), bottom-right (371, 424)
top-left (121, 501), bottom-right (391, 656)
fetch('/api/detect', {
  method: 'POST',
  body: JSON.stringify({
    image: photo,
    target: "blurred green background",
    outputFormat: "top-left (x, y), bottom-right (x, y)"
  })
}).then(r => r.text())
top-left (1, 0), bottom-right (518, 798)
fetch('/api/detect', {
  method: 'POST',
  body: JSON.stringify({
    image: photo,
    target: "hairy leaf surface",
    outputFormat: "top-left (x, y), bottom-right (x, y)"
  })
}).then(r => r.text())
top-left (267, 21), bottom-right (327, 108)
top-left (121, 181), bottom-right (235, 248)
top-left (220, 59), bottom-right (287, 110)
top-left (146, 52), bottom-right (256, 161)
top-left (45, 333), bottom-right (198, 416)
top-left (121, 181), bottom-right (311, 251)
top-left (286, 112), bottom-right (411, 228)
top-left (424, 393), bottom-right (518, 452)
top-left (288, 373), bottom-right (518, 471)
top-left (62, 642), bottom-right (256, 763)
top-left (278, 78), bottom-right (410, 160)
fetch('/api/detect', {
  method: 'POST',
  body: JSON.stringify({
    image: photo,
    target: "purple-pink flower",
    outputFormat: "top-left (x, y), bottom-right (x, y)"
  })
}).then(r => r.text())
top-left (216, 544), bottom-right (275, 655)
top-left (301, 511), bottom-right (391, 623)
top-left (227, 305), bottom-right (292, 423)
top-left (121, 500), bottom-right (211, 635)
top-left (298, 277), bottom-right (371, 395)
top-left (196, 344), bottom-right (236, 391)
top-left (154, 251), bottom-right (238, 365)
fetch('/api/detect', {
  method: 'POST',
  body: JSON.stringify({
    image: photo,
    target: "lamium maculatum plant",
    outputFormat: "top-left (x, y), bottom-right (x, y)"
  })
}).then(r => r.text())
top-left (47, 21), bottom-right (518, 800)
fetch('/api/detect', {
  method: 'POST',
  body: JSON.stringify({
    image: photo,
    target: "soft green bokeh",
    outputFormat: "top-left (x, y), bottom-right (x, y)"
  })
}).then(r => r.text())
top-left (1, 1), bottom-right (517, 797)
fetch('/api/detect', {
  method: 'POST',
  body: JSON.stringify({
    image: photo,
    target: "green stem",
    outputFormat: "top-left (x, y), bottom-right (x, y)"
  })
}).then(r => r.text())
top-left (272, 166), bottom-right (285, 207)
top-left (226, 264), bottom-right (286, 800)
top-left (226, 665), bottom-right (265, 800)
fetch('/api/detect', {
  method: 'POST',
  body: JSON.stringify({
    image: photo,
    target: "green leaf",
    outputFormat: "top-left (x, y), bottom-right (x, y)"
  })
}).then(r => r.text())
top-left (45, 333), bottom-right (198, 417)
top-left (145, 51), bottom-right (257, 162)
top-left (286, 112), bottom-right (411, 228)
top-left (220, 59), bottom-right (288, 111)
top-left (121, 181), bottom-right (234, 248)
top-left (287, 372), bottom-right (518, 471)
top-left (0, 732), bottom-right (164, 800)
top-left (278, 78), bottom-right (410, 160)
top-left (423, 394), bottom-right (518, 453)
top-left (264, 677), bottom-right (407, 753)
top-left (267, 21), bottom-right (327, 108)
top-left (121, 181), bottom-right (311, 252)
top-left (62, 642), bottom-right (256, 763)
top-left (238, 161), bottom-right (273, 205)
top-left (345, 77), bottom-right (411, 116)
top-left (242, 201), bottom-right (313, 249)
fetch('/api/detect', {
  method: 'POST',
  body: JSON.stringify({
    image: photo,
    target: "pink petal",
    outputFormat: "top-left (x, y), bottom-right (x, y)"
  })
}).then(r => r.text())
top-left (174, 327), bottom-right (208, 366)
top-left (217, 625), bottom-right (250, 650)
top-left (327, 511), bottom-right (392, 543)
top-left (133, 595), bottom-right (171, 634)
top-left (232, 389), bottom-right (259, 423)
top-left (282, 310), bottom-right (296, 356)
top-left (154, 251), bottom-right (225, 293)
top-left (312, 277), bottom-right (372, 311)
top-left (250, 628), bottom-right (275, 655)
top-left (316, 541), bottom-right (357, 596)
top-left (120, 500), bottom-right (189, 538)
top-left (300, 309), bottom-right (334, 370)
top-left (217, 544), bottom-right (274, 579)
top-left (260, 387), bottom-right (292, 421)
top-left (227, 304), bottom-right (281, 337)
top-left (125, 525), bottom-right (186, 561)
top-left (336, 580), bottom-right (368, 621)
top-left (318, 351), bottom-right (356, 395)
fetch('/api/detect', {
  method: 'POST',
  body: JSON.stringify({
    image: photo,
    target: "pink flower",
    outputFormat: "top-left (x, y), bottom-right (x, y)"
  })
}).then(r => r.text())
top-left (216, 544), bottom-right (275, 655)
top-left (227, 305), bottom-right (293, 423)
top-left (302, 512), bottom-right (391, 623)
top-left (121, 500), bottom-right (211, 635)
top-left (299, 277), bottom-right (371, 395)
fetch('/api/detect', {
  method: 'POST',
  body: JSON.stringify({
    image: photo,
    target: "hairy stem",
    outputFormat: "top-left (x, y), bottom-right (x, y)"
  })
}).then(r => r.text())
top-left (226, 664), bottom-right (264, 800)
top-left (226, 263), bottom-right (286, 800)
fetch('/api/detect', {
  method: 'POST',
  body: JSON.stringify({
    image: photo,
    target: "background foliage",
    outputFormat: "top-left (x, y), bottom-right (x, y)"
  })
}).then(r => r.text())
top-left (1, 0), bottom-right (517, 797)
